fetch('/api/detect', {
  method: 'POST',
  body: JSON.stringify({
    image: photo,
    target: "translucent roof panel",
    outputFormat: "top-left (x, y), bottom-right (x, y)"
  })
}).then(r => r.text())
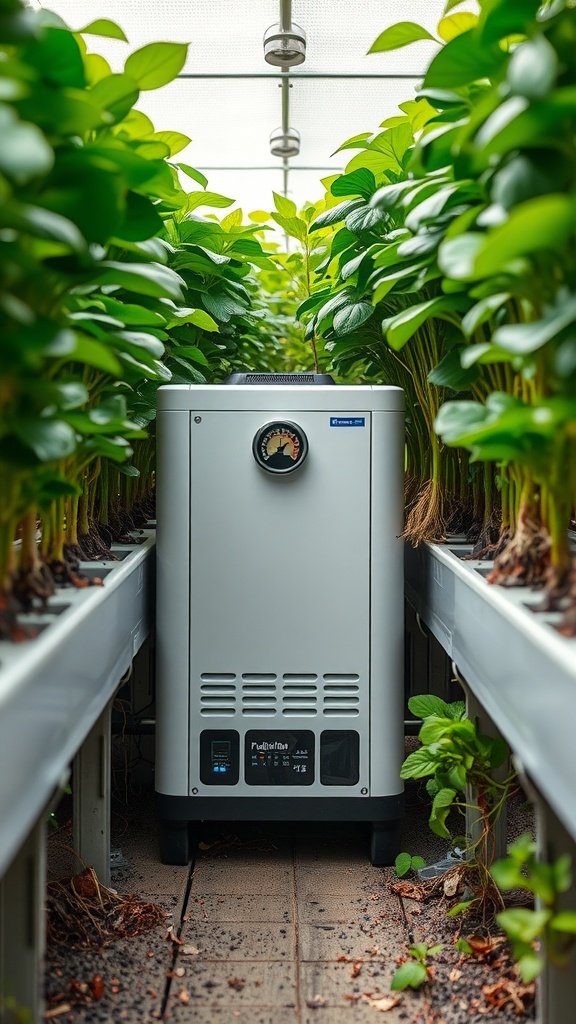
top-left (42, 1), bottom-right (477, 213)
top-left (43, 1), bottom-right (474, 75)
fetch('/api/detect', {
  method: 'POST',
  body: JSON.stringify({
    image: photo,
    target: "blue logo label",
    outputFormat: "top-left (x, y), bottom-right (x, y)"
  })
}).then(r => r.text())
top-left (330, 416), bottom-right (366, 427)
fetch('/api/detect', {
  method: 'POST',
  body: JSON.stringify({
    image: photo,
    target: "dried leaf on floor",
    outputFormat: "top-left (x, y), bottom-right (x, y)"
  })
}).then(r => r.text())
top-left (449, 968), bottom-right (462, 982)
top-left (89, 975), bottom-right (104, 1000)
top-left (181, 943), bottom-right (201, 955)
top-left (228, 977), bottom-right (246, 992)
top-left (351, 962), bottom-right (363, 978)
top-left (390, 881), bottom-right (428, 901)
top-left (482, 977), bottom-right (535, 1014)
top-left (46, 867), bottom-right (165, 949)
top-left (361, 992), bottom-right (402, 1012)
top-left (178, 988), bottom-right (190, 1004)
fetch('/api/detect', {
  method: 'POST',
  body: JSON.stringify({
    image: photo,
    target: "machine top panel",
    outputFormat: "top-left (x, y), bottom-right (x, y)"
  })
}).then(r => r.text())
top-left (157, 384), bottom-right (404, 413)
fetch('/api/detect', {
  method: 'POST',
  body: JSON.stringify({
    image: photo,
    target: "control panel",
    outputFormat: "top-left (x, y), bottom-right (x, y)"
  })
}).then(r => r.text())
top-left (199, 730), bottom-right (240, 785)
top-left (245, 730), bottom-right (314, 786)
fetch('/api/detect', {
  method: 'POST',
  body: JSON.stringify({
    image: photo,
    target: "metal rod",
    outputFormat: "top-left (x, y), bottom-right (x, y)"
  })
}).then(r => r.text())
top-left (177, 72), bottom-right (422, 80)
top-left (280, 0), bottom-right (292, 32)
top-left (282, 159), bottom-right (289, 198)
top-left (281, 75), bottom-right (290, 134)
top-left (193, 166), bottom-right (341, 171)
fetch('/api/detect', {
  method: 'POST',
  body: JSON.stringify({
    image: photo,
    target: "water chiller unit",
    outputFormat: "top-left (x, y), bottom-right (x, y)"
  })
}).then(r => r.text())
top-left (155, 374), bottom-right (405, 865)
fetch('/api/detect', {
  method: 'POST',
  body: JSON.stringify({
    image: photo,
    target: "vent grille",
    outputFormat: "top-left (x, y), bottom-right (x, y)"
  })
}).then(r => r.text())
top-left (200, 673), bottom-right (237, 716)
top-left (241, 673), bottom-right (277, 716)
top-left (322, 673), bottom-right (360, 717)
top-left (246, 373), bottom-right (316, 384)
top-left (282, 673), bottom-right (318, 716)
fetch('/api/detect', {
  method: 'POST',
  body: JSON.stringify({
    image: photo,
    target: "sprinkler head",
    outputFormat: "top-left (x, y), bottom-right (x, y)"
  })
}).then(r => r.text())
top-left (263, 22), bottom-right (306, 68)
top-left (270, 126), bottom-right (301, 158)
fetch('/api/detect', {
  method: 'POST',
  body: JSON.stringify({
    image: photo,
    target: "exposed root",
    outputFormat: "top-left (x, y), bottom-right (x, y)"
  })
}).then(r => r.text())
top-left (78, 526), bottom-right (115, 561)
top-left (487, 513), bottom-right (550, 588)
top-left (12, 561), bottom-right (55, 611)
top-left (46, 866), bottom-right (167, 950)
top-left (47, 559), bottom-right (103, 589)
top-left (0, 587), bottom-right (34, 642)
top-left (404, 480), bottom-right (446, 546)
top-left (468, 518), bottom-right (502, 560)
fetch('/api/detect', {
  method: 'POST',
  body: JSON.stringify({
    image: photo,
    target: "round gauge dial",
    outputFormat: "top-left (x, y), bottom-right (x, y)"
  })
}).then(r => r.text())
top-left (253, 420), bottom-right (308, 474)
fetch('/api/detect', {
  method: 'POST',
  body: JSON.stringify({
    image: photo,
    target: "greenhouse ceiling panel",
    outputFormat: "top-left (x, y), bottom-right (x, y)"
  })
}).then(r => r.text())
top-left (41, 0), bottom-right (473, 211)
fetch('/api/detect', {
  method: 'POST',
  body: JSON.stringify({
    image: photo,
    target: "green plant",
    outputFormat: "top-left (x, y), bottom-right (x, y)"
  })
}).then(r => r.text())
top-left (394, 851), bottom-right (426, 878)
top-left (391, 941), bottom-right (443, 990)
top-left (0, 1), bottom-right (279, 639)
top-left (492, 834), bottom-right (576, 982)
top-left (303, 0), bottom-right (576, 630)
top-left (401, 694), bottom-right (515, 917)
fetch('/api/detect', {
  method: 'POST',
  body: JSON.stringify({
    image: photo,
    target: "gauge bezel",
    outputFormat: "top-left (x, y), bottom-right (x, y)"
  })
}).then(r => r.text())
top-left (252, 420), bottom-right (309, 475)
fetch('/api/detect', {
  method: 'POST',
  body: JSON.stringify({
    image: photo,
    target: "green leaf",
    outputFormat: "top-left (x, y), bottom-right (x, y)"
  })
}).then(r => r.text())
top-left (273, 192), bottom-right (297, 217)
top-left (473, 196), bottom-right (576, 278)
top-left (552, 911), bottom-right (576, 934)
top-left (498, 908), bottom-right (551, 944)
top-left (147, 130), bottom-right (190, 156)
top-left (89, 73), bottom-right (139, 123)
top-left (333, 301), bottom-right (373, 336)
top-left (493, 296), bottom-right (576, 355)
top-left (178, 164), bottom-right (209, 189)
top-left (72, 336), bottom-right (123, 376)
top-left (430, 788), bottom-right (457, 839)
top-left (517, 952), bottom-right (544, 984)
top-left (461, 293), bottom-right (510, 337)
top-left (331, 169), bottom-right (376, 201)
top-left (428, 349), bottom-right (479, 392)
top-left (408, 694), bottom-right (451, 719)
top-left (186, 191), bottom-right (234, 213)
top-left (14, 419), bottom-right (77, 461)
top-left (507, 34), bottom-right (558, 99)
top-left (395, 852), bottom-right (413, 877)
top-left (552, 855), bottom-right (573, 895)
top-left (456, 938), bottom-right (472, 953)
top-left (310, 199), bottom-right (365, 232)
top-left (400, 748), bottom-right (438, 780)
top-left (96, 261), bottom-right (185, 302)
top-left (491, 858), bottom-right (526, 891)
top-left (116, 191), bottom-right (164, 242)
top-left (411, 856), bottom-right (426, 870)
top-left (79, 18), bottom-right (128, 41)
top-left (368, 22), bottom-right (437, 54)
top-left (0, 107), bottom-right (53, 184)
top-left (424, 29), bottom-right (506, 88)
top-left (437, 13), bottom-right (478, 41)
top-left (391, 961), bottom-right (428, 990)
top-left (382, 295), bottom-right (467, 350)
top-left (125, 42), bottom-right (188, 90)
top-left (447, 900), bottom-right (473, 917)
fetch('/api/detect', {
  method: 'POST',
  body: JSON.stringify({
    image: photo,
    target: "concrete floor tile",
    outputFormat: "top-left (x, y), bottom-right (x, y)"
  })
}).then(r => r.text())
top-left (112, 833), bottom-right (191, 897)
top-left (295, 863), bottom-right (386, 895)
top-left (166, 961), bottom-right (297, 1015)
top-left (192, 858), bottom-right (292, 895)
top-left (170, 1011), bottom-right (297, 1024)
top-left (300, 960), bottom-right (398, 1011)
top-left (298, 920), bottom-right (402, 962)
top-left (188, 893), bottom-right (292, 923)
top-left (298, 892), bottom-right (402, 925)
top-left (181, 921), bottom-right (294, 961)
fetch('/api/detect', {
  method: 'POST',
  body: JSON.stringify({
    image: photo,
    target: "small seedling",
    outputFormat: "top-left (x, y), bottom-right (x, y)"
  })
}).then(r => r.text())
top-left (492, 833), bottom-right (576, 981)
top-left (391, 942), bottom-right (443, 990)
top-left (395, 851), bottom-right (426, 878)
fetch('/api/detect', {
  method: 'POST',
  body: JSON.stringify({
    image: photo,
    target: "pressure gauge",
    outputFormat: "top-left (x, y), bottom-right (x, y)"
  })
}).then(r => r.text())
top-left (253, 420), bottom-right (308, 474)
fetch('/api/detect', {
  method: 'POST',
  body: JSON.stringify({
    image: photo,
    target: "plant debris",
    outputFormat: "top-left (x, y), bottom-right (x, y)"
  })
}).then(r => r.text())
top-left (46, 867), bottom-right (166, 949)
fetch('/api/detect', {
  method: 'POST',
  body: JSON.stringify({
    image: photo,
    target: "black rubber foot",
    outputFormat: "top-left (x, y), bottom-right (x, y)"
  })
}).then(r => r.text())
top-left (370, 820), bottom-right (401, 866)
top-left (159, 820), bottom-right (191, 865)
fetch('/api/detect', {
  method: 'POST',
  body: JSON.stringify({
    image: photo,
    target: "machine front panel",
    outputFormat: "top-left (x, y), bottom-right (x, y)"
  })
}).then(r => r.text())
top-left (188, 409), bottom-right (371, 796)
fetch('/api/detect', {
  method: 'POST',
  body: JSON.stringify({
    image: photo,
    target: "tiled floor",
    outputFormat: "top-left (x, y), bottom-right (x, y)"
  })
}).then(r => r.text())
top-left (45, 812), bottom-right (418, 1023)
top-left (45, 787), bottom-right (534, 1022)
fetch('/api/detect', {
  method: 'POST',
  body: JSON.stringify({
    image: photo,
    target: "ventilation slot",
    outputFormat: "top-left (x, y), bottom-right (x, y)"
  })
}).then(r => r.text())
top-left (200, 674), bottom-right (237, 716)
top-left (241, 676), bottom-right (278, 717)
top-left (282, 678), bottom-right (318, 717)
top-left (323, 675), bottom-right (360, 717)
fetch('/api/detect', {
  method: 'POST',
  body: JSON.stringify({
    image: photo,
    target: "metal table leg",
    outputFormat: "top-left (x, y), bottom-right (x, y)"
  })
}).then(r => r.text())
top-left (72, 703), bottom-right (112, 885)
top-left (0, 820), bottom-right (45, 1023)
